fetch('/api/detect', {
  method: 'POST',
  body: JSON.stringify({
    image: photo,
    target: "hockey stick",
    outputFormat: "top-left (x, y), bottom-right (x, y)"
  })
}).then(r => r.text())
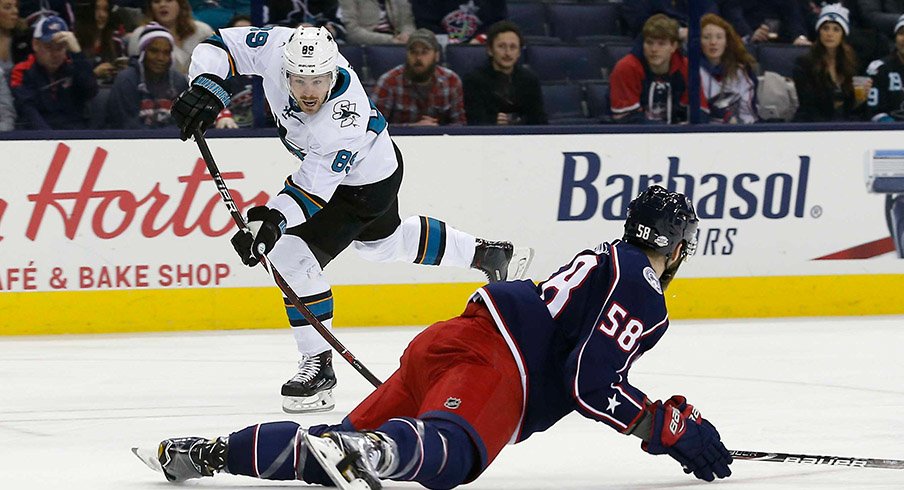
top-left (192, 130), bottom-right (383, 388)
top-left (730, 450), bottom-right (904, 470)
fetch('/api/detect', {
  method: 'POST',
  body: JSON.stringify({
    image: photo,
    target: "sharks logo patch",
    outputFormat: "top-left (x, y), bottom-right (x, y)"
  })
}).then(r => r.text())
top-left (332, 100), bottom-right (360, 127)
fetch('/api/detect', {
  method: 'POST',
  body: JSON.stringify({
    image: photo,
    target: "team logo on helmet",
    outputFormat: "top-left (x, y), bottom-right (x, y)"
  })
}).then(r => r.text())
top-left (644, 267), bottom-right (663, 295)
top-left (654, 235), bottom-right (669, 248)
top-left (332, 100), bottom-right (360, 127)
top-left (444, 397), bottom-right (462, 409)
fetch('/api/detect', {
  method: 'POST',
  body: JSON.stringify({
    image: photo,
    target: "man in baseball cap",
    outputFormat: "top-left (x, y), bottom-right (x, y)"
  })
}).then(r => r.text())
top-left (371, 27), bottom-right (466, 126)
top-left (9, 14), bottom-right (98, 129)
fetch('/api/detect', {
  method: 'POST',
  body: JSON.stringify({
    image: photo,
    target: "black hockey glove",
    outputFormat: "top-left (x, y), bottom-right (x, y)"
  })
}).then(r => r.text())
top-left (231, 206), bottom-right (287, 267)
top-left (172, 74), bottom-right (231, 141)
top-left (642, 395), bottom-right (732, 482)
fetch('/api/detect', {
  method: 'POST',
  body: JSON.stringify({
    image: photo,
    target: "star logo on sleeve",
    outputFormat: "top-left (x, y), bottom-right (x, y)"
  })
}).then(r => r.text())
top-left (606, 394), bottom-right (621, 414)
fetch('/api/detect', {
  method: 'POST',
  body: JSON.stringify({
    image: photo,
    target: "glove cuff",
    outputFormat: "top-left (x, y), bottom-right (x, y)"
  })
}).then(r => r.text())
top-left (247, 206), bottom-right (287, 236)
top-left (192, 74), bottom-right (231, 108)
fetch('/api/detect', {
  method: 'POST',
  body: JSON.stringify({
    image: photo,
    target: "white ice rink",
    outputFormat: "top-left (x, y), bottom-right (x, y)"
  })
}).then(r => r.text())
top-left (2, 316), bottom-right (903, 489)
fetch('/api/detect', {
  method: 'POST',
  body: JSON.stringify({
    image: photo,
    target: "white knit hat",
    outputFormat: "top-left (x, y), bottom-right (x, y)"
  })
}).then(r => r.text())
top-left (138, 22), bottom-right (175, 52)
top-left (816, 3), bottom-right (850, 36)
top-left (895, 13), bottom-right (904, 34)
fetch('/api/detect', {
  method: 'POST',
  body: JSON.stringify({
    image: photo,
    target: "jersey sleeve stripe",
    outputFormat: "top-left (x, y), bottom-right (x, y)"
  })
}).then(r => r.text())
top-left (279, 176), bottom-right (326, 220)
top-left (201, 34), bottom-right (239, 77)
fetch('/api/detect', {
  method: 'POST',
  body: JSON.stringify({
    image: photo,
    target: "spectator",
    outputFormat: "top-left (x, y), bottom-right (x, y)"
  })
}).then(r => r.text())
top-left (10, 15), bottom-right (98, 129)
top-left (73, 0), bottom-right (127, 84)
top-left (622, 0), bottom-right (717, 42)
top-left (740, 0), bottom-right (812, 45)
top-left (462, 20), bottom-right (545, 125)
top-left (189, 0), bottom-right (248, 30)
top-left (855, 0), bottom-right (904, 37)
top-left (793, 4), bottom-right (869, 121)
top-left (372, 28), bottom-right (464, 125)
top-left (1, 0), bottom-right (32, 78)
top-left (411, 0), bottom-right (506, 45)
top-left (866, 14), bottom-right (904, 121)
top-left (700, 13), bottom-right (758, 123)
top-left (127, 0), bottom-right (213, 74)
top-left (610, 14), bottom-right (702, 124)
top-left (0, 65), bottom-right (15, 129)
top-left (338, 0), bottom-right (413, 45)
top-left (105, 22), bottom-right (185, 128)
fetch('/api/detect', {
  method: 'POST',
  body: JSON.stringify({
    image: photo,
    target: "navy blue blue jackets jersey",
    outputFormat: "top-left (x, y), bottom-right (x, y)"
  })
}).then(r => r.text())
top-left (475, 240), bottom-right (669, 443)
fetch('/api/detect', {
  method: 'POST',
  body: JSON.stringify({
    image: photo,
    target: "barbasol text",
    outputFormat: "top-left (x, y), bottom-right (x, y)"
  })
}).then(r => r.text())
top-left (557, 153), bottom-right (811, 221)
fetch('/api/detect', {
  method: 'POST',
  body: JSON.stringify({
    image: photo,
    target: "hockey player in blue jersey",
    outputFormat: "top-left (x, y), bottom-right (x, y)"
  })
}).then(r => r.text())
top-left (137, 186), bottom-right (732, 488)
top-left (170, 25), bottom-right (533, 414)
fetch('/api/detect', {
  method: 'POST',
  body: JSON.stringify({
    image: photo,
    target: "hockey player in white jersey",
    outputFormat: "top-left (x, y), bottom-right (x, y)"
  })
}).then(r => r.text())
top-left (171, 26), bottom-right (533, 414)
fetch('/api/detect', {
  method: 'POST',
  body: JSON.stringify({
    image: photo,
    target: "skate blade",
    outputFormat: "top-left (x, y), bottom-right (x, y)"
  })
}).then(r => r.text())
top-left (283, 390), bottom-right (335, 414)
top-left (302, 432), bottom-right (378, 490)
top-left (131, 446), bottom-right (163, 474)
top-left (509, 247), bottom-right (535, 280)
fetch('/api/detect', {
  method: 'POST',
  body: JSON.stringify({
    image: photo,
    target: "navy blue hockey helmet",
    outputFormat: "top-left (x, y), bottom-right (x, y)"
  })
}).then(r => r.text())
top-left (623, 185), bottom-right (699, 258)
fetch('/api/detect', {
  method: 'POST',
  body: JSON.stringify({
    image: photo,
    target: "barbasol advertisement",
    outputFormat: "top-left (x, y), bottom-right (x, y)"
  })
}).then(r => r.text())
top-left (0, 130), bottom-right (901, 296)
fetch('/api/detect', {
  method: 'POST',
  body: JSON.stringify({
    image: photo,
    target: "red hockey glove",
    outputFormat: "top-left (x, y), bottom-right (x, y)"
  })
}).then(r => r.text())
top-left (642, 395), bottom-right (732, 482)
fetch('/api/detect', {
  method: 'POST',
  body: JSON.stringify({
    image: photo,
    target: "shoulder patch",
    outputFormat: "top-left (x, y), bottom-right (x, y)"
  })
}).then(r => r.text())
top-left (643, 267), bottom-right (663, 295)
top-left (332, 99), bottom-right (360, 128)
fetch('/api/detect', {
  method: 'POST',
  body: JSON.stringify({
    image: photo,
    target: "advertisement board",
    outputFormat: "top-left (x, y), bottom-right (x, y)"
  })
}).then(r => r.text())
top-left (1, 130), bottom-right (902, 333)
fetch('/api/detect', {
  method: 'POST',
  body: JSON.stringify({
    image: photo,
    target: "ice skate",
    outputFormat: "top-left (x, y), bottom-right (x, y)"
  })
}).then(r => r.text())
top-left (302, 430), bottom-right (399, 490)
top-left (132, 436), bottom-right (228, 482)
top-left (282, 350), bottom-right (337, 413)
top-left (471, 239), bottom-right (535, 282)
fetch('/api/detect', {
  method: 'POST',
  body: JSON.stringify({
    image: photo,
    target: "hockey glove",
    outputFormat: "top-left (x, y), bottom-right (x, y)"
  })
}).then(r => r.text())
top-left (642, 395), bottom-right (732, 482)
top-left (172, 74), bottom-right (231, 141)
top-left (231, 206), bottom-right (287, 267)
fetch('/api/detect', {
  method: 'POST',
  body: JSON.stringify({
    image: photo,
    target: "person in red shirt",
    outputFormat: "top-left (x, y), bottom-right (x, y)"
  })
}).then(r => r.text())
top-left (610, 14), bottom-right (706, 124)
top-left (372, 28), bottom-right (466, 125)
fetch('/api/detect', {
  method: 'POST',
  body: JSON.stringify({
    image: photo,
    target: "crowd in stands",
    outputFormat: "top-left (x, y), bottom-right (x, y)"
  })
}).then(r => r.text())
top-left (2, 0), bottom-right (904, 131)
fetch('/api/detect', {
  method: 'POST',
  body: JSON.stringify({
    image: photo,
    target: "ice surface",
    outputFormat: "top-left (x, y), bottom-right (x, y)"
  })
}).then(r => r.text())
top-left (1, 316), bottom-right (902, 489)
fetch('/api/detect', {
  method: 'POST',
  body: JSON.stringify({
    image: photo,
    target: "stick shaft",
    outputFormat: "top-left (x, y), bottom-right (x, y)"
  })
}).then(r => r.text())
top-left (730, 450), bottom-right (904, 470)
top-left (193, 131), bottom-right (383, 388)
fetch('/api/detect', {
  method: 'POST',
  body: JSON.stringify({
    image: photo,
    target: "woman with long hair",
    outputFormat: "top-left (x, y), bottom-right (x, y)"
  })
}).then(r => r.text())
top-left (127, 0), bottom-right (212, 74)
top-left (699, 13), bottom-right (759, 123)
top-left (0, 0), bottom-right (30, 78)
top-left (792, 4), bottom-right (869, 122)
top-left (73, 0), bottom-right (126, 82)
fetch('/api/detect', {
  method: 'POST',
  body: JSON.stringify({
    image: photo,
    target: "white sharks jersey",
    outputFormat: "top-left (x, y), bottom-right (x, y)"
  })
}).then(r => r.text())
top-left (188, 26), bottom-right (395, 227)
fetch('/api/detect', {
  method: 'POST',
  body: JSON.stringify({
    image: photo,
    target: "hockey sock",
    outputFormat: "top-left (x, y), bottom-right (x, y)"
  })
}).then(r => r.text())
top-left (287, 290), bottom-right (333, 356)
top-left (377, 417), bottom-right (476, 490)
top-left (227, 421), bottom-right (301, 480)
top-left (226, 421), bottom-right (345, 484)
top-left (411, 216), bottom-right (476, 267)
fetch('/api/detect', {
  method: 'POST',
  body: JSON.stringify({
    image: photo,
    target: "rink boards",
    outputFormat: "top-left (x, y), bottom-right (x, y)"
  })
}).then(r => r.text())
top-left (1, 129), bottom-right (903, 334)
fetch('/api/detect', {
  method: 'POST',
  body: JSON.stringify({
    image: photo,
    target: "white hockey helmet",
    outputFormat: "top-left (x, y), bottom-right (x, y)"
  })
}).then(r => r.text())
top-left (282, 26), bottom-right (340, 94)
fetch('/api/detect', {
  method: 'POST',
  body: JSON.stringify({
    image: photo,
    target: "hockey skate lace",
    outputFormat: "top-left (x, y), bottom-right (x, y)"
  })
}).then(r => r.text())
top-left (290, 355), bottom-right (321, 383)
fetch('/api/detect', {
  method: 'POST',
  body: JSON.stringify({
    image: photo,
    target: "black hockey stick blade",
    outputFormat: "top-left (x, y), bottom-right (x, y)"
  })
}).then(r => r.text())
top-left (192, 130), bottom-right (383, 388)
top-left (730, 449), bottom-right (904, 470)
